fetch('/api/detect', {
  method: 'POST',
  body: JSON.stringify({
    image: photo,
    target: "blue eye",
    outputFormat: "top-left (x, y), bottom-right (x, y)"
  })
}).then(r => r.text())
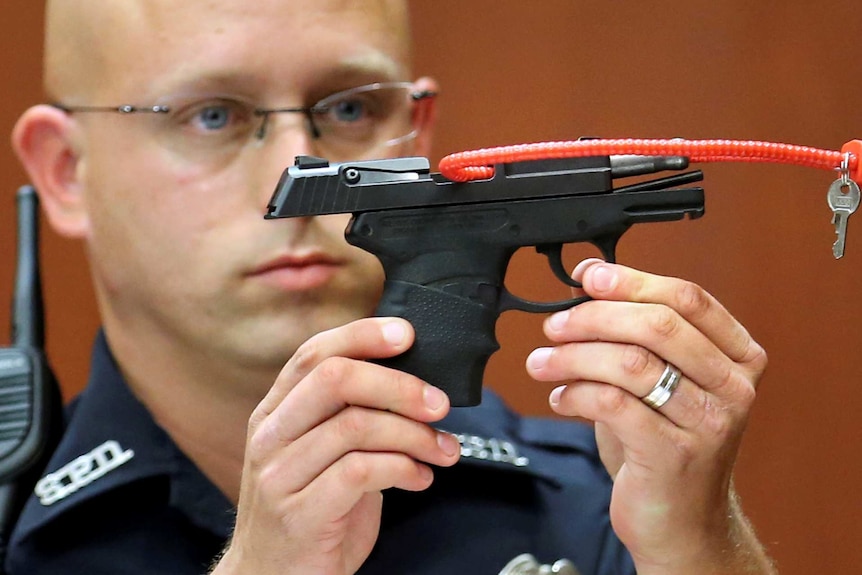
top-left (332, 99), bottom-right (365, 123)
top-left (196, 105), bottom-right (231, 130)
top-left (164, 97), bottom-right (256, 143)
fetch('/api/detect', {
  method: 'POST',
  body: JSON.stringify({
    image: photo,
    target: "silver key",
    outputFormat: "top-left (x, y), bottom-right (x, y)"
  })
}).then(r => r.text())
top-left (827, 178), bottom-right (861, 258)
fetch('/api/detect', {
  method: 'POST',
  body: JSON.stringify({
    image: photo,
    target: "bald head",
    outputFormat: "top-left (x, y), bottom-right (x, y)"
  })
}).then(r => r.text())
top-left (44, 0), bottom-right (105, 98)
top-left (44, 0), bottom-right (413, 102)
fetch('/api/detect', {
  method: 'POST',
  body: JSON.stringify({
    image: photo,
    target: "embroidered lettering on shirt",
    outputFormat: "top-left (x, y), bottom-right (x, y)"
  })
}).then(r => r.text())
top-left (441, 431), bottom-right (529, 467)
top-left (35, 440), bottom-right (135, 506)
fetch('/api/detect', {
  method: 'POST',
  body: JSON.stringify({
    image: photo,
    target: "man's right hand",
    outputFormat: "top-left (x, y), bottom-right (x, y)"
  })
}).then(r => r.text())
top-left (211, 318), bottom-right (460, 575)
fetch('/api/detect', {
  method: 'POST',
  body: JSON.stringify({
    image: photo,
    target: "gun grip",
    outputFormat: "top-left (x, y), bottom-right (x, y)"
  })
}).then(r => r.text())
top-left (373, 280), bottom-right (500, 407)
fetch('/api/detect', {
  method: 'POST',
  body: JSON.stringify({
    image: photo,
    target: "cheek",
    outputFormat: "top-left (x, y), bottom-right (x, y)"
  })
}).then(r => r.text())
top-left (83, 151), bottom-right (245, 287)
top-left (355, 247), bottom-right (386, 296)
top-left (327, 214), bottom-right (384, 269)
top-left (86, 199), bottom-right (194, 296)
top-left (318, 213), bottom-right (350, 238)
top-left (320, 213), bottom-right (385, 293)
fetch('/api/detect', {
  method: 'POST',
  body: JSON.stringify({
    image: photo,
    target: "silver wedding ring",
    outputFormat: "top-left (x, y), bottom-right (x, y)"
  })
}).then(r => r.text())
top-left (642, 362), bottom-right (682, 409)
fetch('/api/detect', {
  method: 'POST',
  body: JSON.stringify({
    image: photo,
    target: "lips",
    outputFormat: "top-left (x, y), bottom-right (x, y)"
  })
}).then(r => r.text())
top-left (247, 252), bottom-right (344, 291)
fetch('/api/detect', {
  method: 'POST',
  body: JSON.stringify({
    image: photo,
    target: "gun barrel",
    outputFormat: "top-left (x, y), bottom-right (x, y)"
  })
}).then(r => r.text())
top-left (610, 155), bottom-right (689, 177)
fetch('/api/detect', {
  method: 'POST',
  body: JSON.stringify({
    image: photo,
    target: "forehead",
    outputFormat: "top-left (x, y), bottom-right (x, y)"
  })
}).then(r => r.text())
top-left (63, 0), bottom-right (410, 100)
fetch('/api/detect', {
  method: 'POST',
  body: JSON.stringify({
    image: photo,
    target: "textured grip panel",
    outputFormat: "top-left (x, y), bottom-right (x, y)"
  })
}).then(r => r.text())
top-left (374, 280), bottom-right (500, 406)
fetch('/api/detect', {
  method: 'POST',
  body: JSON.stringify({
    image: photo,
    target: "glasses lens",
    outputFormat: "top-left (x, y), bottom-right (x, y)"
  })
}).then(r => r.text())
top-left (310, 83), bottom-right (419, 160)
top-left (146, 95), bottom-right (260, 163)
top-left (99, 83), bottom-right (430, 165)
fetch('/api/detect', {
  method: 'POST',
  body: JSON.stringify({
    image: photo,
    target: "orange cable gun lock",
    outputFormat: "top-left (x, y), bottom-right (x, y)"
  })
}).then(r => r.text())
top-left (264, 137), bottom-right (861, 405)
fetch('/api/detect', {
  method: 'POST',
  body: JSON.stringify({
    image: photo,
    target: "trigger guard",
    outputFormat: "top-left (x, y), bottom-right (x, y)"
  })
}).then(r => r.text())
top-left (536, 244), bottom-right (582, 288)
top-left (498, 289), bottom-right (592, 314)
top-left (503, 236), bottom-right (624, 314)
top-left (536, 238), bottom-right (619, 290)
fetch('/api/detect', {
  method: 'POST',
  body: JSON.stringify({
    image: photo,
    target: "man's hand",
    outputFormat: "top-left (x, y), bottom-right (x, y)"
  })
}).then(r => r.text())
top-left (526, 259), bottom-right (776, 575)
top-left (212, 318), bottom-right (460, 575)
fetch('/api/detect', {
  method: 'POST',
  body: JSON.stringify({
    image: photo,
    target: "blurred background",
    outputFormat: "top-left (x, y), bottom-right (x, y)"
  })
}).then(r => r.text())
top-left (1, 1), bottom-right (860, 572)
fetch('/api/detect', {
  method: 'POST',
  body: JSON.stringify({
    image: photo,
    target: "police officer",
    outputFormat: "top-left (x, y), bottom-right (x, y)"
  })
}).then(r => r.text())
top-left (7, 1), bottom-right (775, 574)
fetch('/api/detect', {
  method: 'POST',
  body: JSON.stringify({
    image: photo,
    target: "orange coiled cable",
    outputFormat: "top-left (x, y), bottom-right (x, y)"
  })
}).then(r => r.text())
top-left (438, 138), bottom-right (862, 183)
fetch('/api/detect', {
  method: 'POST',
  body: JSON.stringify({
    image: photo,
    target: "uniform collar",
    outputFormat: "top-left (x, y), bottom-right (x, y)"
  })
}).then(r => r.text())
top-left (13, 332), bottom-right (602, 544)
top-left (12, 331), bottom-right (235, 543)
top-left (437, 391), bottom-right (601, 486)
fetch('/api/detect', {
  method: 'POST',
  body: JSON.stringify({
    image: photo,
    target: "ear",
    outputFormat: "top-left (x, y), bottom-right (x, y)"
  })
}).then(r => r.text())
top-left (11, 105), bottom-right (90, 238)
top-left (410, 76), bottom-right (439, 158)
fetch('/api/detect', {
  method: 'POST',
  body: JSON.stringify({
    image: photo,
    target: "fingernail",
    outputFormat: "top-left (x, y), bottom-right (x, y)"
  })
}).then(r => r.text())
top-left (437, 432), bottom-right (460, 457)
top-left (424, 385), bottom-right (446, 411)
top-left (382, 320), bottom-right (407, 345)
top-left (549, 385), bottom-right (565, 406)
top-left (572, 258), bottom-right (604, 282)
top-left (548, 309), bottom-right (569, 332)
top-left (526, 347), bottom-right (553, 371)
top-left (591, 265), bottom-right (618, 292)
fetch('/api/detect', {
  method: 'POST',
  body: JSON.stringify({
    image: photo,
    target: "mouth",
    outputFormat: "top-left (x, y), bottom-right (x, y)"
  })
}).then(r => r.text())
top-left (247, 253), bottom-right (344, 291)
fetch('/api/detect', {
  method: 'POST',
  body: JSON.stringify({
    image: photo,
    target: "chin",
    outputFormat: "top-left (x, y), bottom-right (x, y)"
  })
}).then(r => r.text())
top-left (259, 302), bottom-right (376, 354)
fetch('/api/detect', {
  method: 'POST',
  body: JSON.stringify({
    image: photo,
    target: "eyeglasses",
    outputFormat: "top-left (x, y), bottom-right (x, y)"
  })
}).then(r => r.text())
top-left (51, 82), bottom-right (437, 164)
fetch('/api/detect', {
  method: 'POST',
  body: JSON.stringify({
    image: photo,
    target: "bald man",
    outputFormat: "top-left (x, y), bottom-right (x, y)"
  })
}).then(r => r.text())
top-left (8, 1), bottom-right (776, 574)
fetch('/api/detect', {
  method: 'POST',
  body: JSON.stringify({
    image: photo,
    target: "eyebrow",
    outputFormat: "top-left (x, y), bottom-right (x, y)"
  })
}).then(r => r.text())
top-left (339, 50), bottom-right (405, 81)
top-left (151, 52), bottom-right (407, 103)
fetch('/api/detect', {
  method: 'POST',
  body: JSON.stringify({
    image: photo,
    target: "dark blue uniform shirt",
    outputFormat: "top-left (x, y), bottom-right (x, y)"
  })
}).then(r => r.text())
top-left (6, 333), bottom-right (634, 574)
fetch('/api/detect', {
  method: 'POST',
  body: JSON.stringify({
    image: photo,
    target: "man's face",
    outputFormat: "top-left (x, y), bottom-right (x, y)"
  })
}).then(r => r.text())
top-left (67, 0), bottom-right (427, 373)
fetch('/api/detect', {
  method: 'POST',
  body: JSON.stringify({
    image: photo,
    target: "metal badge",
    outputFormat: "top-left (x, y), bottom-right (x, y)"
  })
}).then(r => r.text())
top-left (498, 553), bottom-right (580, 575)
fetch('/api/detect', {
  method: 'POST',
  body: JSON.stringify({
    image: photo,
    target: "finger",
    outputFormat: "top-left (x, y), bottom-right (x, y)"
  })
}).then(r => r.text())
top-left (527, 341), bottom-right (710, 429)
top-left (567, 257), bottom-right (605, 297)
top-left (551, 380), bottom-right (746, 499)
top-left (544, 299), bottom-right (745, 399)
top-left (549, 381), bottom-right (687, 473)
top-left (272, 407), bottom-right (461, 493)
top-left (302, 452), bottom-right (437, 520)
top-left (253, 317), bottom-right (415, 425)
top-left (579, 262), bottom-right (766, 373)
top-left (251, 358), bottom-right (449, 456)
top-left (272, 407), bottom-right (460, 493)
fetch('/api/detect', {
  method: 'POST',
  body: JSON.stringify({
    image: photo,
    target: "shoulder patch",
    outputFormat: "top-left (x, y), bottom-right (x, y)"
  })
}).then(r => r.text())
top-left (35, 440), bottom-right (135, 506)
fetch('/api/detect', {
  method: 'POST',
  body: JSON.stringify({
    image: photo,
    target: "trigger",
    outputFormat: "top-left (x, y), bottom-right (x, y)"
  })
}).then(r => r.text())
top-left (536, 244), bottom-right (582, 288)
top-left (536, 238), bottom-right (619, 290)
top-left (593, 235), bottom-right (619, 264)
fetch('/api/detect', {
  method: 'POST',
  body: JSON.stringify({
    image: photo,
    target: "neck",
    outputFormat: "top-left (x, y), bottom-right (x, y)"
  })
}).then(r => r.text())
top-left (101, 320), bottom-right (281, 504)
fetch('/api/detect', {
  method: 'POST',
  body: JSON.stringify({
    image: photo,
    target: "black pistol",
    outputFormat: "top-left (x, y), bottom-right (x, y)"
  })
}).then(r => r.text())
top-left (265, 154), bottom-right (705, 406)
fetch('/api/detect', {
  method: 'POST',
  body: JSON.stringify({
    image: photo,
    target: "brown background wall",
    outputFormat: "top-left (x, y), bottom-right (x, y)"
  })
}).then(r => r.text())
top-left (1, 1), bottom-right (860, 572)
